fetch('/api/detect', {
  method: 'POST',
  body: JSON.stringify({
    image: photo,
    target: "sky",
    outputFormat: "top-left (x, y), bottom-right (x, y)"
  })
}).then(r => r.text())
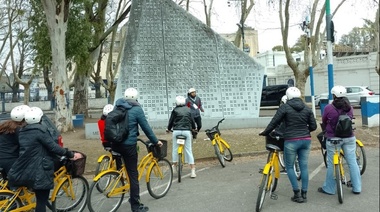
top-left (187, 0), bottom-right (378, 53)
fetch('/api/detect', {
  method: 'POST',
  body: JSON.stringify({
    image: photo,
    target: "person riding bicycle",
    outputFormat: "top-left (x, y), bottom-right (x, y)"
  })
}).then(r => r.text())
top-left (98, 104), bottom-right (114, 148)
top-left (7, 107), bottom-right (81, 212)
top-left (0, 105), bottom-right (29, 178)
top-left (112, 87), bottom-right (163, 212)
top-left (166, 96), bottom-right (197, 178)
top-left (259, 87), bottom-right (317, 203)
top-left (318, 85), bottom-right (361, 195)
top-left (186, 88), bottom-right (204, 139)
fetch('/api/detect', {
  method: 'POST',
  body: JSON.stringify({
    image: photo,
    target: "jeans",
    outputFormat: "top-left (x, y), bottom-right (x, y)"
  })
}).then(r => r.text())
top-left (172, 130), bottom-right (194, 164)
top-left (284, 139), bottom-right (311, 191)
top-left (112, 144), bottom-right (141, 211)
top-left (322, 136), bottom-right (361, 194)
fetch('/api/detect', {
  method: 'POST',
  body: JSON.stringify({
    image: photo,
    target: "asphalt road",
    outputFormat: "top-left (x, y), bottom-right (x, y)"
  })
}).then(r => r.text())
top-left (82, 147), bottom-right (379, 212)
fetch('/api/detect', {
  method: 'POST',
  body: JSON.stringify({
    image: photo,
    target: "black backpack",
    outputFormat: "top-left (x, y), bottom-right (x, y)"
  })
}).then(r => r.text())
top-left (333, 107), bottom-right (353, 138)
top-left (104, 106), bottom-right (129, 143)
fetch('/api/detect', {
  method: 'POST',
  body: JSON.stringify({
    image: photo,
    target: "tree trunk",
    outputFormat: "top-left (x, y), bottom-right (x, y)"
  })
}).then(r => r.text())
top-left (41, 0), bottom-right (72, 132)
top-left (72, 72), bottom-right (89, 116)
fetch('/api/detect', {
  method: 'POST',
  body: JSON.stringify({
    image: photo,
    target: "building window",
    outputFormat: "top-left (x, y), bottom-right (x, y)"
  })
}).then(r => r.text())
top-left (268, 78), bottom-right (276, 86)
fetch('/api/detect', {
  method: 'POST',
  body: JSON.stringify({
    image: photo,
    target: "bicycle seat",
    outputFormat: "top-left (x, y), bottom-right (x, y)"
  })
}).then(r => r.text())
top-left (266, 144), bottom-right (282, 151)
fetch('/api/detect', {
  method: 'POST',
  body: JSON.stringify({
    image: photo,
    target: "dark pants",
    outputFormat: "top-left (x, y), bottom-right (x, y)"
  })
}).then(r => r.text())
top-left (34, 189), bottom-right (50, 212)
top-left (112, 143), bottom-right (141, 211)
top-left (194, 116), bottom-right (202, 132)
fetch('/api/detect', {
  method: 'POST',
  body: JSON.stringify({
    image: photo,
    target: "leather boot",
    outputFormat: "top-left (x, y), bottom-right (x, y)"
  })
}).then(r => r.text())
top-left (291, 189), bottom-right (304, 203)
top-left (301, 190), bottom-right (307, 202)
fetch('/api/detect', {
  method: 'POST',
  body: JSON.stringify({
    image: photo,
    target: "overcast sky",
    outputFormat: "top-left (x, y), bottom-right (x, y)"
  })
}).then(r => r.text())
top-left (187, 0), bottom-right (378, 53)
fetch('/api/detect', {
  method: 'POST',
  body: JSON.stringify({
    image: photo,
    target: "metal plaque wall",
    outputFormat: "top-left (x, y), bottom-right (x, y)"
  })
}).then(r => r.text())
top-left (115, 0), bottom-right (264, 120)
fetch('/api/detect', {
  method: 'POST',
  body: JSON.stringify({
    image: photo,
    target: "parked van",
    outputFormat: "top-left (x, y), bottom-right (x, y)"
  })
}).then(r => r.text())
top-left (260, 84), bottom-right (289, 106)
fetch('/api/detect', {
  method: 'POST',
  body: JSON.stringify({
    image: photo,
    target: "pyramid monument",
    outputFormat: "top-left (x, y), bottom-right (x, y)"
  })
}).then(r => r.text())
top-left (115, 0), bottom-right (265, 122)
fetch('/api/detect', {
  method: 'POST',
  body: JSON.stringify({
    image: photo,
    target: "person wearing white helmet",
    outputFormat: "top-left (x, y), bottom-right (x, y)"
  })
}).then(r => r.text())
top-left (166, 96), bottom-right (197, 178)
top-left (0, 105), bottom-right (29, 177)
top-left (259, 86), bottom-right (317, 203)
top-left (113, 87), bottom-right (163, 212)
top-left (186, 88), bottom-right (204, 138)
top-left (319, 85), bottom-right (361, 195)
top-left (7, 106), bottom-right (82, 212)
top-left (98, 104), bottom-right (114, 148)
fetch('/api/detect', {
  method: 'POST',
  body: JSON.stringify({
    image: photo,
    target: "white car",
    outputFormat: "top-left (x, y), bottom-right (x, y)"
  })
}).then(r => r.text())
top-left (315, 86), bottom-right (375, 106)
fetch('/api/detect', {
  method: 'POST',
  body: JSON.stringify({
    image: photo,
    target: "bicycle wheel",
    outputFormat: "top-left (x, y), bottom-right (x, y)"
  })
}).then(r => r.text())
top-left (0, 191), bottom-right (23, 211)
top-left (335, 164), bottom-right (343, 204)
top-left (95, 155), bottom-right (112, 192)
top-left (147, 158), bottom-right (173, 199)
top-left (52, 176), bottom-right (89, 212)
top-left (278, 151), bottom-right (285, 169)
top-left (87, 172), bottom-right (125, 212)
top-left (222, 144), bottom-right (233, 162)
top-left (214, 144), bottom-right (226, 167)
top-left (355, 145), bottom-right (366, 175)
top-left (178, 153), bottom-right (182, 183)
top-left (256, 173), bottom-right (269, 212)
top-left (269, 166), bottom-right (278, 192)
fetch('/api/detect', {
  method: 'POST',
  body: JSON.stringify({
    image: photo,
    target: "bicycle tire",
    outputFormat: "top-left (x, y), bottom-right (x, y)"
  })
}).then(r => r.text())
top-left (222, 145), bottom-right (233, 162)
top-left (214, 144), bottom-right (226, 167)
top-left (178, 153), bottom-right (182, 183)
top-left (95, 155), bottom-right (112, 192)
top-left (356, 145), bottom-right (366, 175)
top-left (52, 176), bottom-right (89, 212)
top-left (335, 164), bottom-right (343, 204)
top-left (87, 172), bottom-right (125, 212)
top-left (147, 158), bottom-right (173, 199)
top-left (278, 151), bottom-right (285, 169)
top-left (256, 173), bottom-right (269, 212)
top-left (269, 166), bottom-right (278, 192)
top-left (0, 191), bottom-right (23, 211)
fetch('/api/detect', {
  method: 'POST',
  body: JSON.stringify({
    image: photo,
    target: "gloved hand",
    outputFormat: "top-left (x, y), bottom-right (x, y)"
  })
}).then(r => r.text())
top-left (259, 131), bottom-right (267, 136)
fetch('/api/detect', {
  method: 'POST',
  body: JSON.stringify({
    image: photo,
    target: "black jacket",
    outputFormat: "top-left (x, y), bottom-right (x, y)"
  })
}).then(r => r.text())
top-left (167, 105), bottom-right (196, 131)
top-left (0, 129), bottom-right (20, 174)
top-left (262, 98), bottom-right (317, 140)
top-left (8, 123), bottom-right (73, 189)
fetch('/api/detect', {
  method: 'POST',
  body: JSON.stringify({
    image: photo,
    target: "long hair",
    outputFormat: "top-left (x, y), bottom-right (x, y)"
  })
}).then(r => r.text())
top-left (332, 96), bottom-right (351, 112)
top-left (0, 120), bottom-right (26, 134)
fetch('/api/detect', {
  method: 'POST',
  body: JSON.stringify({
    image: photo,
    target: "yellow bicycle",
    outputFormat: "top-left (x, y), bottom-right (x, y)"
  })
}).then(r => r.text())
top-left (0, 153), bottom-right (89, 212)
top-left (175, 134), bottom-right (187, 183)
top-left (205, 118), bottom-right (233, 167)
top-left (87, 139), bottom-right (173, 212)
top-left (329, 138), bottom-right (347, 204)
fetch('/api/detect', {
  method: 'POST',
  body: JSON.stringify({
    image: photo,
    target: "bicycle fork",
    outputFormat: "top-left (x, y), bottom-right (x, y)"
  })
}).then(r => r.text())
top-left (262, 156), bottom-right (280, 200)
top-left (333, 152), bottom-right (348, 187)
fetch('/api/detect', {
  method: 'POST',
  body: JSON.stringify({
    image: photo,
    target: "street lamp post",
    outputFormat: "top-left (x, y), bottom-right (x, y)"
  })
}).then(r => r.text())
top-left (326, 0), bottom-right (334, 102)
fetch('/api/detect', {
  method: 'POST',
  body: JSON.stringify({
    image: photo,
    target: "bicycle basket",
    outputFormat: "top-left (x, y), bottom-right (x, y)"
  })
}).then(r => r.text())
top-left (206, 127), bottom-right (219, 140)
top-left (66, 151), bottom-right (86, 177)
top-left (265, 134), bottom-right (284, 151)
top-left (147, 140), bottom-right (167, 159)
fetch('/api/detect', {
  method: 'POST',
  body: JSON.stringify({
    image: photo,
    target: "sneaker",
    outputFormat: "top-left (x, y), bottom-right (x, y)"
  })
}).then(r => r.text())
top-left (190, 168), bottom-right (196, 178)
top-left (172, 164), bottom-right (177, 175)
top-left (132, 204), bottom-right (149, 212)
top-left (280, 169), bottom-right (287, 174)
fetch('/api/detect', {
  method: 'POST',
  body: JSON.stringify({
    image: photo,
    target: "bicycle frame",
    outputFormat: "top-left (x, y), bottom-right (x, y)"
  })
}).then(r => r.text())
top-left (262, 151), bottom-right (280, 180)
top-left (0, 187), bottom-right (35, 212)
top-left (50, 166), bottom-right (74, 202)
top-left (212, 134), bottom-right (231, 153)
top-left (333, 147), bottom-right (346, 180)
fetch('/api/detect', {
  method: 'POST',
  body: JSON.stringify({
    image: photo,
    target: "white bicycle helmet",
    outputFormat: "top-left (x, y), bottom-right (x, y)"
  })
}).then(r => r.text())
top-left (281, 95), bottom-right (288, 104)
top-left (175, 96), bottom-right (186, 106)
top-left (286, 87), bottom-right (301, 100)
top-left (10, 105), bottom-right (30, 122)
top-left (188, 88), bottom-right (196, 93)
top-left (331, 85), bottom-right (347, 97)
top-left (24, 107), bottom-right (44, 124)
top-left (102, 104), bottom-right (114, 116)
top-left (124, 88), bottom-right (139, 100)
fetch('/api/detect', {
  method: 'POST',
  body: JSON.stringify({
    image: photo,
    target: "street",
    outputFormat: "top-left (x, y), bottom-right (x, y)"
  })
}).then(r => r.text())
top-left (83, 147), bottom-right (379, 212)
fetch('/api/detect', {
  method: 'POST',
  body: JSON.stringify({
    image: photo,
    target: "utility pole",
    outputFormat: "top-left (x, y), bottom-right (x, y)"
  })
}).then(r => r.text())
top-left (326, 0), bottom-right (334, 101)
top-left (302, 16), bottom-right (316, 118)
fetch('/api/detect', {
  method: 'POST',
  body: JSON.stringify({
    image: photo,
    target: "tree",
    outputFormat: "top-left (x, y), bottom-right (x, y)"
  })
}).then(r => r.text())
top-left (232, 0), bottom-right (255, 48)
top-left (40, 0), bottom-right (72, 132)
top-left (272, 0), bottom-right (347, 98)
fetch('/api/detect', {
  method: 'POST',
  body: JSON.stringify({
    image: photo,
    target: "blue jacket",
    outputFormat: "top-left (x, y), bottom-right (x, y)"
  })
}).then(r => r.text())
top-left (115, 98), bottom-right (158, 145)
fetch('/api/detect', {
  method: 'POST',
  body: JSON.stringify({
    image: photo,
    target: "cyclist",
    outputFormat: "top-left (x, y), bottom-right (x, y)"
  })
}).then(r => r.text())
top-left (275, 95), bottom-right (287, 174)
top-left (97, 104), bottom-right (114, 148)
top-left (259, 87), bottom-right (317, 203)
top-left (112, 88), bottom-right (163, 212)
top-left (166, 96), bottom-right (197, 178)
top-left (0, 105), bottom-right (29, 177)
top-left (7, 106), bottom-right (81, 212)
top-left (318, 85), bottom-right (361, 195)
top-left (186, 88), bottom-right (204, 139)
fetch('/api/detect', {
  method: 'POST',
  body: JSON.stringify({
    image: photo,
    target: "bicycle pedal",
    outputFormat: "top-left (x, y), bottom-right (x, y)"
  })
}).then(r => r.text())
top-left (270, 193), bottom-right (278, 200)
top-left (258, 168), bottom-right (263, 174)
top-left (346, 180), bottom-right (352, 187)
